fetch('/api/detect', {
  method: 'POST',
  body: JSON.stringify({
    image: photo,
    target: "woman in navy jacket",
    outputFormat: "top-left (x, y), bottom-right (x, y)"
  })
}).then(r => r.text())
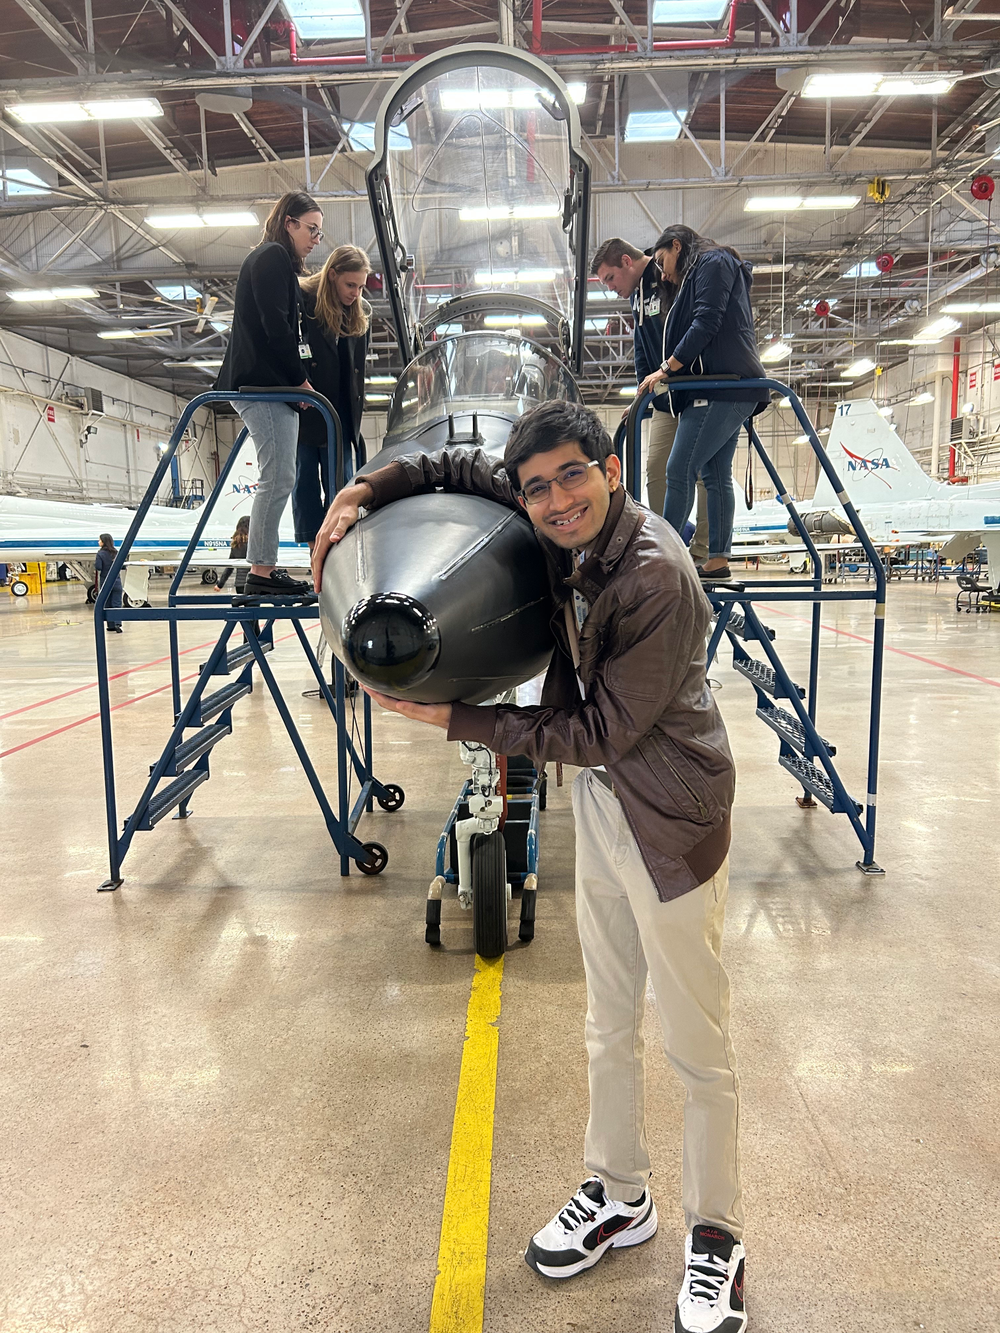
top-left (638, 225), bottom-right (768, 581)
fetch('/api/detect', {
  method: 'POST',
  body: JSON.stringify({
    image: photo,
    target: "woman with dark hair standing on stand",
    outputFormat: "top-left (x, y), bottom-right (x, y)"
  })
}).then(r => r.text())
top-left (294, 244), bottom-right (372, 548)
top-left (638, 224), bottom-right (769, 582)
top-left (215, 191), bottom-right (323, 599)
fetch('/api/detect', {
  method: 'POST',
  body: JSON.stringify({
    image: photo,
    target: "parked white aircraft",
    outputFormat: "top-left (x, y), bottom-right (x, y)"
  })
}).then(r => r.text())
top-left (807, 399), bottom-right (1000, 582)
top-left (0, 440), bottom-right (309, 596)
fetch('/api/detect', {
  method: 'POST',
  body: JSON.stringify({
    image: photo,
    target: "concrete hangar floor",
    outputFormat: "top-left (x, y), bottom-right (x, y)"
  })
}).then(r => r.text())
top-left (1, 574), bottom-right (997, 1333)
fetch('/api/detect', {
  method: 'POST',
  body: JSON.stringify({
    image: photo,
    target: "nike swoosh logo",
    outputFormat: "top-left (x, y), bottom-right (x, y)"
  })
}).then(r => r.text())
top-left (594, 1217), bottom-right (633, 1247)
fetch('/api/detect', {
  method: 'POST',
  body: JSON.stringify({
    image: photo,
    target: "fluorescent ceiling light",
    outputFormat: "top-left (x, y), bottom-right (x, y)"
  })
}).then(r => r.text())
top-left (435, 324), bottom-right (464, 335)
top-left (843, 261), bottom-right (880, 279)
top-left (746, 196), bottom-right (802, 212)
top-left (746, 194), bottom-right (858, 212)
top-left (753, 262), bottom-right (792, 274)
top-left (828, 379), bottom-right (854, 385)
top-left (801, 70), bottom-right (961, 99)
top-left (366, 375), bottom-right (396, 383)
top-left (189, 359), bottom-right (223, 368)
top-left (284, 0), bottom-right (365, 40)
top-left (7, 286), bottom-right (98, 301)
top-left (1, 168), bottom-right (50, 196)
top-left (440, 85), bottom-right (586, 112)
top-left (760, 341), bottom-right (792, 363)
top-left (155, 283), bottom-right (201, 301)
top-left (366, 392), bottom-right (391, 401)
top-left (624, 110), bottom-right (686, 143)
top-left (877, 73), bottom-right (961, 96)
top-left (918, 316), bottom-right (961, 339)
top-left (877, 406), bottom-right (893, 416)
top-left (483, 314), bottom-right (546, 326)
top-left (909, 391), bottom-right (935, 405)
top-left (345, 121), bottom-right (410, 152)
top-left (942, 301), bottom-right (1000, 313)
top-left (845, 357), bottom-right (876, 377)
top-left (97, 328), bottom-right (170, 340)
top-left (619, 386), bottom-right (637, 397)
top-left (802, 72), bottom-right (883, 98)
top-left (458, 203), bottom-right (560, 222)
top-left (652, 0), bottom-right (730, 20)
top-left (474, 269), bottom-right (557, 284)
top-left (800, 195), bottom-right (860, 210)
top-left (146, 211), bottom-right (258, 228)
top-left (778, 396), bottom-right (793, 407)
top-left (793, 434), bottom-right (811, 444)
top-left (8, 98), bottom-right (163, 123)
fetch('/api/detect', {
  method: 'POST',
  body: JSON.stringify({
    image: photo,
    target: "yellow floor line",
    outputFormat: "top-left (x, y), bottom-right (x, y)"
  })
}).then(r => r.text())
top-left (429, 953), bottom-right (505, 1333)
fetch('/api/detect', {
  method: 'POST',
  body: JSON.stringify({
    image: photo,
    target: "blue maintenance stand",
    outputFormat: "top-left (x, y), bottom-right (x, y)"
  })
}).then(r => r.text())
top-left (622, 378), bottom-right (885, 875)
top-left (93, 388), bottom-right (403, 891)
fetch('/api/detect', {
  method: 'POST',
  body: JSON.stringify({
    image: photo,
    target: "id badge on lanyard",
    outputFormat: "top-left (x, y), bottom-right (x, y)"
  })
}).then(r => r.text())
top-left (297, 307), bottom-right (312, 362)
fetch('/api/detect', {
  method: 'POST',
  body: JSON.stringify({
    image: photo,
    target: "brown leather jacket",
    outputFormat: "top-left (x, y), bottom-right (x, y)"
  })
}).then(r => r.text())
top-left (364, 449), bottom-right (735, 902)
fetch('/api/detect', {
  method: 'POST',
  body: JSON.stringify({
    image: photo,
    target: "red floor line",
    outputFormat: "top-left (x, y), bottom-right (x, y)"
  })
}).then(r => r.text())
top-left (0, 624), bottom-right (320, 760)
top-left (0, 634), bottom-right (220, 721)
top-left (764, 606), bottom-right (1000, 689)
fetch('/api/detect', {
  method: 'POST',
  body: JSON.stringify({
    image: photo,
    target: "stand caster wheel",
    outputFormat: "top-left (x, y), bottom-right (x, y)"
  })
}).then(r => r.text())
top-left (377, 783), bottom-right (405, 812)
top-left (356, 841), bottom-right (388, 875)
top-left (518, 886), bottom-right (536, 943)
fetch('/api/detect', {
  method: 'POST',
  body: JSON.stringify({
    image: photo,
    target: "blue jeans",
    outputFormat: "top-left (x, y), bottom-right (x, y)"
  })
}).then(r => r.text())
top-left (664, 399), bottom-right (755, 561)
top-left (234, 399), bottom-right (299, 566)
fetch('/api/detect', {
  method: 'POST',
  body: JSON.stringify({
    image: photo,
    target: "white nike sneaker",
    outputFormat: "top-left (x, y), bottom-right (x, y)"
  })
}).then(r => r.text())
top-left (675, 1224), bottom-right (747, 1333)
top-left (524, 1176), bottom-right (658, 1279)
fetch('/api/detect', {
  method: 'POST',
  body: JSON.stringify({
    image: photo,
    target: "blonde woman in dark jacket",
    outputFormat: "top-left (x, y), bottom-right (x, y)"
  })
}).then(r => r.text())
top-left (293, 245), bottom-right (372, 547)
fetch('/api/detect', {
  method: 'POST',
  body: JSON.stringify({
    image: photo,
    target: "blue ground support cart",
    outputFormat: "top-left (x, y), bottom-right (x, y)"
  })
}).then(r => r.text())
top-left (426, 748), bottom-right (546, 957)
top-left (92, 388), bottom-right (403, 891)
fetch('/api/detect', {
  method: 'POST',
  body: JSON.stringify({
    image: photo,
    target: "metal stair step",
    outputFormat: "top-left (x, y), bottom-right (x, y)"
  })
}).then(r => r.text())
top-left (140, 769), bottom-right (210, 829)
top-left (778, 753), bottom-right (861, 814)
top-left (198, 637), bottom-right (273, 676)
top-left (717, 610), bottom-right (775, 642)
top-left (756, 704), bottom-right (836, 756)
top-left (732, 656), bottom-right (805, 698)
top-left (196, 679), bottom-right (252, 723)
top-left (154, 722), bottom-right (232, 776)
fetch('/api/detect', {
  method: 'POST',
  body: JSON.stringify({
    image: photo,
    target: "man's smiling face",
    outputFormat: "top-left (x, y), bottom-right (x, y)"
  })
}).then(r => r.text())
top-left (515, 440), bottom-right (622, 550)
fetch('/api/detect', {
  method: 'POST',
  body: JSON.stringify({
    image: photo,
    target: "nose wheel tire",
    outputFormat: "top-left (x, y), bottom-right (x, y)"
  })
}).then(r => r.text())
top-left (356, 841), bottom-right (389, 875)
top-left (472, 830), bottom-right (507, 959)
top-left (376, 783), bottom-right (405, 812)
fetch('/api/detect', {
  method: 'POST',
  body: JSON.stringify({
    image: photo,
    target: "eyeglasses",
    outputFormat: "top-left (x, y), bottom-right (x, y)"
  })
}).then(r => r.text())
top-left (293, 220), bottom-right (324, 241)
top-left (519, 459), bottom-right (600, 505)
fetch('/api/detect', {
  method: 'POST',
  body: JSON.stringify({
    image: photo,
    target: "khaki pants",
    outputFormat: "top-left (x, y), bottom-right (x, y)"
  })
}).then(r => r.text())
top-left (573, 769), bottom-right (744, 1238)
top-left (647, 409), bottom-right (710, 563)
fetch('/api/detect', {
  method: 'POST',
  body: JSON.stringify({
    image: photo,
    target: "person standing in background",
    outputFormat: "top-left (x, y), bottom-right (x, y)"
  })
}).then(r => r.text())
top-left (213, 515), bottom-right (250, 595)
top-left (94, 533), bottom-right (123, 633)
top-left (215, 191), bottom-right (323, 599)
top-left (591, 237), bottom-right (709, 565)
top-left (293, 245), bottom-right (372, 549)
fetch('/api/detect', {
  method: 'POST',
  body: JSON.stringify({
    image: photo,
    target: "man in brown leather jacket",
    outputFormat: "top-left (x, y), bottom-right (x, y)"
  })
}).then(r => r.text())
top-left (312, 401), bottom-right (747, 1333)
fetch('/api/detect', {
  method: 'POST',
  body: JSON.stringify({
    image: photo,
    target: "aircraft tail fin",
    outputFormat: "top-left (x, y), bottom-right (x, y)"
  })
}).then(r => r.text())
top-left (810, 399), bottom-right (939, 509)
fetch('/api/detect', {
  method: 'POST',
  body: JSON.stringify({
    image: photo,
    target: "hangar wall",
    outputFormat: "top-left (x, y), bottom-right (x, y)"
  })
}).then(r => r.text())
top-left (0, 326), bottom-right (219, 504)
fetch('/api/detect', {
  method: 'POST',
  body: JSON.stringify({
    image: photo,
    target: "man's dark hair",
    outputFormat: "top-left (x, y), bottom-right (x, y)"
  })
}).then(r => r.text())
top-left (504, 401), bottom-right (613, 486)
top-left (262, 191), bottom-right (321, 274)
top-left (590, 237), bottom-right (645, 276)
top-left (652, 224), bottom-right (742, 287)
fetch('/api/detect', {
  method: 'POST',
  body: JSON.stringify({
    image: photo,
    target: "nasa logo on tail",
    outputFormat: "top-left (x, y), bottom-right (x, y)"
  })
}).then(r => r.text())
top-left (839, 444), bottom-right (900, 487)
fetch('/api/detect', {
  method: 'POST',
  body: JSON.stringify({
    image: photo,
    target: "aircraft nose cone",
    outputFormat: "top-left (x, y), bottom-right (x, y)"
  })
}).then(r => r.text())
top-left (342, 593), bottom-right (441, 692)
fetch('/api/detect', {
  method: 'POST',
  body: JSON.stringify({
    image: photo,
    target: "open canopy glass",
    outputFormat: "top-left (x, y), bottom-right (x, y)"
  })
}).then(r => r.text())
top-left (384, 332), bottom-right (582, 438)
top-left (367, 45), bottom-right (590, 372)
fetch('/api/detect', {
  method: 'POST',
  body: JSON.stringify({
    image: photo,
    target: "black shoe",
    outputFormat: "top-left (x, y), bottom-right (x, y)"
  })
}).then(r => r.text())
top-left (106, 624), bottom-right (123, 633)
top-left (245, 568), bottom-right (311, 595)
top-left (698, 565), bottom-right (732, 583)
